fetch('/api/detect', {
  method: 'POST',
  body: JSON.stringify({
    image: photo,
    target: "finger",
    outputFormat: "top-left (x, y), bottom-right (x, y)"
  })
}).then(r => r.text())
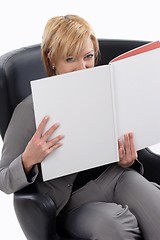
top-left (41, 122), bottom-right (60, 142)
top-left (34, 116), bottom-right (49, 139)
top-left (47, 134), bottom-right (65, 148)
top-left (46, 142), bottom-right (63, 155)
top-left (123, 133), bottom-right (131, 156)
top-left (118, 138), bottom-right (125, 159)
top-left (128, 132), bottom-right (138, 159)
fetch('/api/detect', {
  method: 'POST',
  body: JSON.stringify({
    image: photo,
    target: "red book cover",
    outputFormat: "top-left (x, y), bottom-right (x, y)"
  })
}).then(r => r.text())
top-left (110, 40), bottom-right (160, 63)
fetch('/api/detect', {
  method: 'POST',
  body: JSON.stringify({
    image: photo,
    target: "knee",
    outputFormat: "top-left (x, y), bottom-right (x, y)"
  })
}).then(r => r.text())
top-left (83, 203), bottom-right (139, 238)
top-left (64, 202), bottom-right (140, 240)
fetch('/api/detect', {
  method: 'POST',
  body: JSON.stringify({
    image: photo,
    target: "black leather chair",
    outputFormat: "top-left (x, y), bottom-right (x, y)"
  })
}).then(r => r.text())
top-left (1, 39), bottom-right (160, 240)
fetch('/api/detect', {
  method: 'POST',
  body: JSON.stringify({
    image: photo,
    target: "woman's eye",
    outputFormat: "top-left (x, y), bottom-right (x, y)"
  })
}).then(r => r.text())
top-left (85, 53), bottom-right (94, 59)
top-left (66, 57), bottom-right (75, 62)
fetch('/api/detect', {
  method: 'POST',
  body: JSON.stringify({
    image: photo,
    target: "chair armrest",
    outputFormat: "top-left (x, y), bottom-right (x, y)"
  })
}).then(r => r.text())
top-left (14, 186), bottom-right (57, 240)
top-left (138, 148), bottom-right (160, 184)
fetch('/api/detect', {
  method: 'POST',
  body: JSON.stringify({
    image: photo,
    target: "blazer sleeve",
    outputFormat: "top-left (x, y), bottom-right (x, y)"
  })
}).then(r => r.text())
top-left (0, 95), bottom-right (38, 194)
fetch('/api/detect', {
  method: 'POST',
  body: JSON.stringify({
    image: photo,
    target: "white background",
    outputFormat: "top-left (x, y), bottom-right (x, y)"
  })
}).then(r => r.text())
top-left (0, 0), bottom-right (160, 239)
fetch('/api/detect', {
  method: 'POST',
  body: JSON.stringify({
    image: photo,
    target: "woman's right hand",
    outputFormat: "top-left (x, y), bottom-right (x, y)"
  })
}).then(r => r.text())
top-left (22, 116), bottom-right (64, 174)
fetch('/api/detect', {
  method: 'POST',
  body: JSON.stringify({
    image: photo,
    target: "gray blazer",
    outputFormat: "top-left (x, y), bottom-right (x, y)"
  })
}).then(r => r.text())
top-left (0, 95), bottom-right (77, 215)
top-left (0, 95), bottom-right (143, 215)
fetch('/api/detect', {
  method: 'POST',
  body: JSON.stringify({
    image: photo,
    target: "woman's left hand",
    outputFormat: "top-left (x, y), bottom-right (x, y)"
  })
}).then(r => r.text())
top-left (118, 132), bottom-right (137, 168)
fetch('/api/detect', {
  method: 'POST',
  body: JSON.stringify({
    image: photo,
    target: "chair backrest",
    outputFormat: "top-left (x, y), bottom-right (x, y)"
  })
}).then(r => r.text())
top-left (0, 39), bottom-right (149, 140)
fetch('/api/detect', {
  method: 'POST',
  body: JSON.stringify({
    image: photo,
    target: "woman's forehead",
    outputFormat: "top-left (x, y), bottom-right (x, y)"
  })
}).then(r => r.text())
top-left (64, 37), bottom-right (94, 56)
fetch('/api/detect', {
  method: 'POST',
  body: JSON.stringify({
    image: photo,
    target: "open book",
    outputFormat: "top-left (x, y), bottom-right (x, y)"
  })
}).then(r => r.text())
top-left (31, 40), bottom-right (160, 181)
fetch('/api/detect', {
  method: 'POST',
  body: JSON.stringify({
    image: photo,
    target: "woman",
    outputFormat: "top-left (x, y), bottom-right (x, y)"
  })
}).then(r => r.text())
top-left (1, 14), bottom-right (160, 240)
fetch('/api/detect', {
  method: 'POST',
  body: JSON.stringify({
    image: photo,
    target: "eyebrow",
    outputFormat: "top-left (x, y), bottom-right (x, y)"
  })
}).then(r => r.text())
top-left (84, 50), bottom-right (94, 56)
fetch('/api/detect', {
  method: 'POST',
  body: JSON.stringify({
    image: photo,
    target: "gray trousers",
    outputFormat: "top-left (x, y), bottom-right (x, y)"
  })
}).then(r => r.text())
top-left (62, 164), bottom-right (160, 240)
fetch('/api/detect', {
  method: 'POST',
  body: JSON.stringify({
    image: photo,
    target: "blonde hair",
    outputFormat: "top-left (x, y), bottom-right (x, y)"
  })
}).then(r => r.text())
top-left (41, 14), bottom-right (100, 76)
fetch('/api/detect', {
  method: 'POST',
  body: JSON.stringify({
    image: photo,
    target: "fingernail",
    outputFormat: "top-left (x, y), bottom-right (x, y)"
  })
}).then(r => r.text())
top-left (55, 123), bottom-right (60, 127)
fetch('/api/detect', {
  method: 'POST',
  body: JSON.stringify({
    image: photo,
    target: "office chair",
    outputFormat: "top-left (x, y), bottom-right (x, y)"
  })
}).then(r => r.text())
top-left (1, 39), bottom-right (160, 240)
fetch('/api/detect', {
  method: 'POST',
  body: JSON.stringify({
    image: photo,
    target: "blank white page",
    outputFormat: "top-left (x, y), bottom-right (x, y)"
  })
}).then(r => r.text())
top-left (31, 65), bottom-right (118, 181)
top-left (111, 48), bottom-right (160, 150)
